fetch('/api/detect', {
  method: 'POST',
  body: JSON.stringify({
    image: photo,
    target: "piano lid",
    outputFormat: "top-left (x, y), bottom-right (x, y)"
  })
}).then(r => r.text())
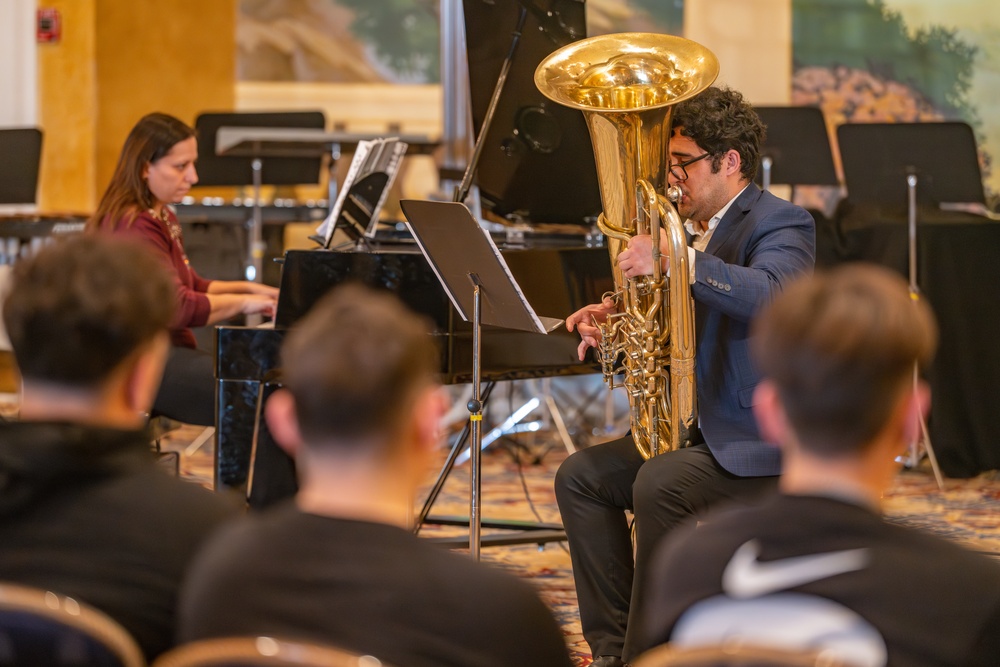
top-left (464, 0), bottom-right (601, 225)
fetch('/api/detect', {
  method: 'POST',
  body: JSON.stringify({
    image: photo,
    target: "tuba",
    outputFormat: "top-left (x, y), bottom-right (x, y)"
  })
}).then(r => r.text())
top-left (534, 34), bottom-right (718, 458)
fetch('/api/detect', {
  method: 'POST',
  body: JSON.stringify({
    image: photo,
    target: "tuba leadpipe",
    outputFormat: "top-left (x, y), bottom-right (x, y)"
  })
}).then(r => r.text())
top-left (534, 33), bottom-right (718, 458)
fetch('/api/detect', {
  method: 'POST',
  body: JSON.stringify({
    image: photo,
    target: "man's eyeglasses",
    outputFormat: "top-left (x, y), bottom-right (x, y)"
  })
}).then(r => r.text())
top-left (669, 152), bottom-right (711, 181)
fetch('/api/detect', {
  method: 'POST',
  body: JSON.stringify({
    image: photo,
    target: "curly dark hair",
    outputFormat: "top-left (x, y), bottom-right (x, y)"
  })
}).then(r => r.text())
top-left (671, 86), bottom-right (766, 182)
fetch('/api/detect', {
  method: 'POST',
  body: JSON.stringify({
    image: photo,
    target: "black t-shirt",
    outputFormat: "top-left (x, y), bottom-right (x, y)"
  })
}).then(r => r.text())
top-left (179, 503), bottom-right (573, 667)
top-left (637, 493), bottom-right (1000, 667)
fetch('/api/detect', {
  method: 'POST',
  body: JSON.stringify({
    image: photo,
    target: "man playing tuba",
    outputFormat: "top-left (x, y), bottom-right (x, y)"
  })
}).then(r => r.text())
top-left (556, 86), bottom-right (816, 667)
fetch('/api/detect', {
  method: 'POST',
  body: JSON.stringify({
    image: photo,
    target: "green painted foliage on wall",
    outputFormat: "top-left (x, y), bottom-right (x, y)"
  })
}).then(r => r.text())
top-left (793, 0), bottom-right (977, 119)
top-left (335, 0), bottom-right (440, 82)
top-left (625, 0), bottom-right (684, 33)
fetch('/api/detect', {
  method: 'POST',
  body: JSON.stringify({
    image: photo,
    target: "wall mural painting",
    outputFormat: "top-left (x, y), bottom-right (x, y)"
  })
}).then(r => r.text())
top-left (238, 0), bottom-right (441, 83)
top-left (793, 0), bottom-right (999, 207)
top-left (237, 1), bottom-right (997, 207)
top-left (236, 0), bottom-right (683, 85)
top-left (586, 0), bottom-right (683, 36)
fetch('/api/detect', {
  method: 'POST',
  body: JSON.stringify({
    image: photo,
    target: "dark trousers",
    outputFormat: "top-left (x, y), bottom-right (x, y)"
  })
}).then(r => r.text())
top-left (153, 346), bottom-right (215, 427)
top-left (554, 435), bottom-right (778, 661)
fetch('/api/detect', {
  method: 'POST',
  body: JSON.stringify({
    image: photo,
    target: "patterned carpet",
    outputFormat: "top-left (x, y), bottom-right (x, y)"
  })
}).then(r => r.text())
top-left (163, 425), bottom-right (1000, 667)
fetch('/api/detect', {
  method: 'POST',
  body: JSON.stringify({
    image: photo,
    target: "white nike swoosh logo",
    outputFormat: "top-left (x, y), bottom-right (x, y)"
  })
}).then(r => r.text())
top-left (722, 540), bottom-right (869, 599)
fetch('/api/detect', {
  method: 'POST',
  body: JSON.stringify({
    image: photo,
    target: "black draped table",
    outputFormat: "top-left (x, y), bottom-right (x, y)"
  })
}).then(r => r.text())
top-left (822, 204), bottom-right (1000, 477)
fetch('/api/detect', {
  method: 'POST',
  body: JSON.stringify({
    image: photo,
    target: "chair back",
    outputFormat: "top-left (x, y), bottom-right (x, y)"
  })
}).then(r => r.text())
top-left (152, 637), bottom-right (387, 667)
top-left (632, 643), bottom-right (858, 667)
top-left (0, 581), bottom-right (145, 667)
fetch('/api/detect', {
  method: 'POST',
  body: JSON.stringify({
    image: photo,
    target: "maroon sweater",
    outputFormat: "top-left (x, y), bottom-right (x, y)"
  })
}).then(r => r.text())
top-left (105, 208), bottom-right (211, 348)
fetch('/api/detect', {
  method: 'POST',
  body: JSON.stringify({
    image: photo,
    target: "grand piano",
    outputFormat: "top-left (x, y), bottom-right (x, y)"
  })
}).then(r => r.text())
top-left (216, 244), bottom-right (612, 489)
top-left (214, 0), bottom-right (612, 491)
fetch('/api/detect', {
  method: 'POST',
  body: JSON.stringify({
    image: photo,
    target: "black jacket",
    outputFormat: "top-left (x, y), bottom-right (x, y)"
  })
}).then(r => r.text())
top-left (0, 421), bottom-right (239, 659)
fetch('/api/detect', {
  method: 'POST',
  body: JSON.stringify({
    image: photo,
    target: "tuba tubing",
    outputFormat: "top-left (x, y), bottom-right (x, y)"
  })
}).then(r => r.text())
top-left (535, 33), bottom-right (716, 458)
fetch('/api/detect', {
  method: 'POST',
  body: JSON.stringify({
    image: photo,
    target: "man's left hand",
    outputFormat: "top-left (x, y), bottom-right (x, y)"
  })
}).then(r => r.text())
top-left (618, 234), bottom-right (669, 278)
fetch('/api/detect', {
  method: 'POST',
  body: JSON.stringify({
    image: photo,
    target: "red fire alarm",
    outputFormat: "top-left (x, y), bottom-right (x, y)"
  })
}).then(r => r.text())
top-left (37, 8), bottom-right (61, 44)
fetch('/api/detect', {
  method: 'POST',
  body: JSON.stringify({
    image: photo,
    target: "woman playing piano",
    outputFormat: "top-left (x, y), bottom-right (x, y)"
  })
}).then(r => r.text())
top-left (87, 112), bottom-right (277, 426)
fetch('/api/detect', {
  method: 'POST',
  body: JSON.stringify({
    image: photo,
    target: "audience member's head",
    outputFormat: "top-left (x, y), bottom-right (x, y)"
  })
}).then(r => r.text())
top-left (3, 235), bottom-right (175, 424)
top-left (750, 263), bottom-right (937, 468)
top-left (265, 283), bottom-right (444, 506)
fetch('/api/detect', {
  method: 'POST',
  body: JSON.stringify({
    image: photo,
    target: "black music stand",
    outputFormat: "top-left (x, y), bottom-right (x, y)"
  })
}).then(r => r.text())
top-left (401, 198), bottom-right (563, 560)
top-left (838, 121), bottom-right (985, 210)
top-left (838, 121), bottom-right (986, 489)
top-left (214, 126), bottom-right (340, 283)
top-left (195, 112), bottom-right (326, 188)
top-left (0, 128), bottom-right (43, 205)
top-left (194, 112), bottom-right (326, 284)
top-left (754, 107), bottom-right (838, 193)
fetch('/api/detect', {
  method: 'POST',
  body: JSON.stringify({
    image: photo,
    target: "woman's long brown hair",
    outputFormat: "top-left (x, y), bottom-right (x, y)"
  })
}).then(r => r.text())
top-left (86, 112), bottom-right (195, 232)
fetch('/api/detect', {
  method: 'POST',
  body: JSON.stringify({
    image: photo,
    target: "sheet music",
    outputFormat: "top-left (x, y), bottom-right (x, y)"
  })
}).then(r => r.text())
top-left (364, 139), bottom-right (407, 238)
top-left (315, 141), bottom-right (371, 241)
top-left (476, 221), bottom-right (548, 334)
top-left (316, 137), bottom-right (409, 244)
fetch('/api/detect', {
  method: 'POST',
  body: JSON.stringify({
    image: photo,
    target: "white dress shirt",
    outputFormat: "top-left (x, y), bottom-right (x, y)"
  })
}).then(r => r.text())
top-left (682, 184), bottom-right (749, 283)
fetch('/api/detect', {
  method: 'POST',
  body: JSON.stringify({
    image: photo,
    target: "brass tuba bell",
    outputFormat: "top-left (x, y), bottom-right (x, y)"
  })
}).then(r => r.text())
top-left (534, 33), bottom-right (719, 458)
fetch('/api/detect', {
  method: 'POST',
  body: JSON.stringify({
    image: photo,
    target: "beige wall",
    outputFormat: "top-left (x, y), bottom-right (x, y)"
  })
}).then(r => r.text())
top-left (685, 0), bottom-right (793, 105)
top-left (37, 0), bottom-right (237, 213)
top-left (236, 82), bottom-right (442, 137)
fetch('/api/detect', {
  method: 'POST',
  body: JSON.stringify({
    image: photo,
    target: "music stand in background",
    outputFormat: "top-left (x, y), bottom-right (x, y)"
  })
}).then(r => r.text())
top-left (754, 107), bottom-right (838, 194)
top-left (194, 112), bottom-right (326, 189)
top-left (401, 198), bottom-right (564, 560)
top-left (838, 122), bottom-right (985, 210)
top-left (0, 128), bottom-right (43, 206)
top-left (838, 122), bottom-right (986, 490)
top-left (194, 112), bottom-right (326, 284)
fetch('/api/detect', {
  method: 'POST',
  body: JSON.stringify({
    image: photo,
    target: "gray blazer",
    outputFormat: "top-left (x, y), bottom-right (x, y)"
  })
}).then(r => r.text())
top-left (692, 184), bottom-right (815, 476)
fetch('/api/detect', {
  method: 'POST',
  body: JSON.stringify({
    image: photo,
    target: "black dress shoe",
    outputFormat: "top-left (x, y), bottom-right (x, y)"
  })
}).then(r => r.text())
top-left (591, 656), bottom-right (626, 667)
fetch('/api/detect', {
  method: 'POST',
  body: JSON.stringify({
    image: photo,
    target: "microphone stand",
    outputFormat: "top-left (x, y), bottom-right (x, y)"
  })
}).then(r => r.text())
top-left (904, 171), bottom-right (944, 490)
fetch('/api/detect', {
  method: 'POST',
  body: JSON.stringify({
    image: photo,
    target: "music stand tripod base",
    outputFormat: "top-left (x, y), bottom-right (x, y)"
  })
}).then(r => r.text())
top-left (401, 198), bottom-right (566, 559)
